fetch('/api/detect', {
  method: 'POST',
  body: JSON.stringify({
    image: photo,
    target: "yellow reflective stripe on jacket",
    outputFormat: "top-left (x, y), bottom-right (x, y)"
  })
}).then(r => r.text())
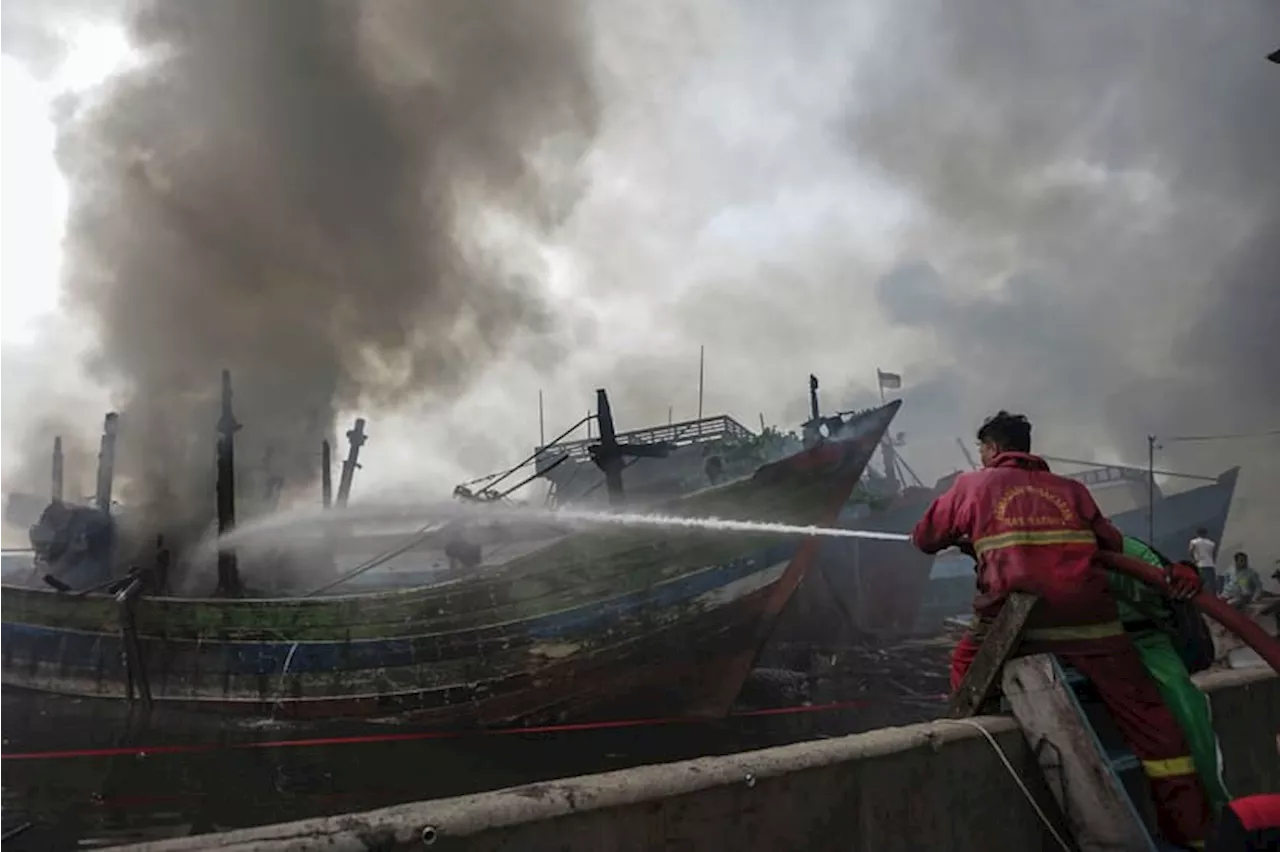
top-left (973, 529), bottom-right (1097, 555)
top-left (1142, 756), bottom-right (1197, 778)
top-left (1023, 621), bottom-right (1126, 641)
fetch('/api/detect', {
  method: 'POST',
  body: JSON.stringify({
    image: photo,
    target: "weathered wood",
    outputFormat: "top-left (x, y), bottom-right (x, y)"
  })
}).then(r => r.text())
top-left (215, 369), bottom-right (242, 596)
top-left (95, 413), bottom-right (119, 512)
top-left (588, 388), bottom-right (672, 506)
top-left (0, 403), bottom-right (904, 723)
top-left (320, 440), bottom-right (333, 509)
top-left (336, 418), bottom-right (366, 508)
top-left (1002, 654), bottom-right (1156, 852)
top-left (51, 436), bottom-right (64, 503)
top-left (948, 591), bottom-right (1039, 717)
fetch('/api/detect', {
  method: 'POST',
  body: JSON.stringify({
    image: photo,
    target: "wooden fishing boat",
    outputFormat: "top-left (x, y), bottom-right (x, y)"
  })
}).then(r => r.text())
top-left (0, 400), bottom-right (901, 724)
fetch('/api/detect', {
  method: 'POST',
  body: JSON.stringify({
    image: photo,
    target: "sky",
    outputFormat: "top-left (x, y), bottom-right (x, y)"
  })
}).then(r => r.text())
top-left (2, 15), bottom-right (133, 515)
top-left (1, 0), bottom-right (1276, 564)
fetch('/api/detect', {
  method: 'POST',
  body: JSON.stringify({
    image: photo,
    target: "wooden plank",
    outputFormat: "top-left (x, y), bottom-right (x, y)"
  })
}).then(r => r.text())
top-left (948, 591), bottom-right (1038, 718)
top-left (1002, 654), bottom-right (1157, 852)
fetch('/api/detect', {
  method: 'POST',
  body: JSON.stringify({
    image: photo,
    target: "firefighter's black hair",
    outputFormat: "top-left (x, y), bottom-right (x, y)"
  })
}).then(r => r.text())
top-left (976, 411), bottom-right (1032, 453)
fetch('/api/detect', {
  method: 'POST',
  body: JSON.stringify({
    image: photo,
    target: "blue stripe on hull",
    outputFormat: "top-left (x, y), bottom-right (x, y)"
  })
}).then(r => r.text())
top-left (3, 541), bottom-right (797, 678)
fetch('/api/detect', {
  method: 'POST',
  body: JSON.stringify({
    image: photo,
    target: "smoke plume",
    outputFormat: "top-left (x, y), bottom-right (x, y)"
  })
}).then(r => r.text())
top-left (5, 0), bottom-right (1276, 568)
top-left (47, 0), bottom-right (597, 548)
top-left (839, 0), bottom-right (1279, 547)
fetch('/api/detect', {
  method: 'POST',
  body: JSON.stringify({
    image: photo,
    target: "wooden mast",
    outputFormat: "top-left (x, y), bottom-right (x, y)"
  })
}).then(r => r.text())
top-left (94, 413), bottom-right (119, 513)
top-left (51, 436), bottom-right (64, 503)
top-left (215, 369), bottom-right (242, 596)
top-left (336, 418), bottom-right (366, 508)
top-left (587, 388), bottom-right (671, 506)
top-left (321, 440), bottom-right (333, 509)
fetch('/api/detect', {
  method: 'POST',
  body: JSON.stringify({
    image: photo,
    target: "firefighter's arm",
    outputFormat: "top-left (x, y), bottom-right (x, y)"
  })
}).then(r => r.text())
top-left (1076, 485), bottom-right (1123, 552)
top-left (911, 486), bottom-right (966, 555)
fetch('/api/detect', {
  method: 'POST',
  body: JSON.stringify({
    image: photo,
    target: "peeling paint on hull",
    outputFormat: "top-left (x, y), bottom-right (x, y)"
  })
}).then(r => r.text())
top-left (1, 403), bottom-right (902, 724)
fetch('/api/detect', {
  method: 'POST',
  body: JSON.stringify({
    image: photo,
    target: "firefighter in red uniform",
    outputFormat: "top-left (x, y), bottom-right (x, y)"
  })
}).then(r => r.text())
top-left (912, 411), bottom-right (1211, 849)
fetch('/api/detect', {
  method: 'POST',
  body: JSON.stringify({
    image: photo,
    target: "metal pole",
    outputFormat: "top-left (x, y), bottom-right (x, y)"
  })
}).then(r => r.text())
top-left (1147, 434), bottom-right (1156, 543)
top-left (538, 390), bottom-right (546, 446)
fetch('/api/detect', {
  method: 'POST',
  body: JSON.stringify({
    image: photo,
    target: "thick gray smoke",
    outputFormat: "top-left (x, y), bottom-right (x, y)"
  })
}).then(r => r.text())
top-left (838, 0), bottom-right (1279, 548)
top-left (44, 0), bottom-right (597, 549)
top-left (4, 0), bottom-right (1275, 566)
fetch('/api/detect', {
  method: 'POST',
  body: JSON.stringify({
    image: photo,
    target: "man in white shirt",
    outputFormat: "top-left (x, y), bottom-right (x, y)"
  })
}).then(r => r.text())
top-left (1188, 528), bottom-right (1218, 592)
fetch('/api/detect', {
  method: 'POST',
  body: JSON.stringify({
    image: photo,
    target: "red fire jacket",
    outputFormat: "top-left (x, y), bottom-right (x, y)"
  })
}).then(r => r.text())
top-left (912, 452), bottom-right (1127, 642)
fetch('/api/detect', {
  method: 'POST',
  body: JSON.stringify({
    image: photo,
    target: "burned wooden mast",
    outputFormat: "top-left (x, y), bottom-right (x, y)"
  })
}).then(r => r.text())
top-left (321, 440), bottom-right (333, 509)
top-left (215, 370), bottom-right (242, 596)
top-left (95, 413), bottom-right (119, 512)
top-left (336, 418), bottom-right (366, 508)
top-left (802, 374), bottom-right (822, 447)
top-left (51, 436), bottom-right (64, 503)
top-left (587, 389), bottom-right (671, 506)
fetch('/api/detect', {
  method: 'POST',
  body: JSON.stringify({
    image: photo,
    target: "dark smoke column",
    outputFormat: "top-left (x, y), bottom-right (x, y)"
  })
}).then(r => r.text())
top-left (53, 0), bottom-right (600, 559)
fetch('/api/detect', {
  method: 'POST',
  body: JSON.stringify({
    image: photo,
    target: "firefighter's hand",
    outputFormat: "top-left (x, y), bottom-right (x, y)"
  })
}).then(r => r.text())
top-left (1165, 561), bottom-right (1201, 600)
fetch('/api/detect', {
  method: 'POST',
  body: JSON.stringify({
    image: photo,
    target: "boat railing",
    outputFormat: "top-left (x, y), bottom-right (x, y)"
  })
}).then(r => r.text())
top-left (534, 415), bottom-right (755, 470)
top-left (1064, 465), bottom-right (1151, 489)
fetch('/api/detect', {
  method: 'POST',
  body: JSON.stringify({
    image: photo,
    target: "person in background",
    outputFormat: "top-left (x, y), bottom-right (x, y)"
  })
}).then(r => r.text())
top-left (1114, 536), bottom-right (1230, 813)
top-left (912, 411), bottom-right (1211, 849)
top-left (1220, 552), bottom-right (1262, 609)
top-left (1189, 528), bottom-right (1219, 592)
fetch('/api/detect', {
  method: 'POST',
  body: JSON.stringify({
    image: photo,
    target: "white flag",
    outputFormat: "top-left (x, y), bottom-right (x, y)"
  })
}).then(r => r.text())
top-left (877, 370), bottom-right (902, 390)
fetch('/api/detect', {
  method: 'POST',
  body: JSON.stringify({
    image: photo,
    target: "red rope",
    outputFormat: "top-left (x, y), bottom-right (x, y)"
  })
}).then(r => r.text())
top-left (1, 698), bottom-right (894, 762)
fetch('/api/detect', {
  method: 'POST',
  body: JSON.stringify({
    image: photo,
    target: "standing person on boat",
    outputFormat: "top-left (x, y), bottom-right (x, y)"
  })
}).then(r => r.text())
top-left (1115, 535), bottom-right (1231, 814)
top-left (1220, 552), bottom-right (1262, 609)
top-left (911, 410), bottom-right (1211, 849)
top-left (1189, 528), bottom-right (1219, 592)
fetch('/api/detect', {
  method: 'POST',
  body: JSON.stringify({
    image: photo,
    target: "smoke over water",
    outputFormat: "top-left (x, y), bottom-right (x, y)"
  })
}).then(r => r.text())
top-left (47, 0), bottom-right (598, 552)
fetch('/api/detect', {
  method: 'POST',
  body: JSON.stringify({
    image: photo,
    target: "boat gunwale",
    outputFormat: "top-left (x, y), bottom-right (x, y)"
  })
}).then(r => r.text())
top-left (0, 552), bottom-right (791, 646)
top-left (2, 406), bottom-right (898, 613)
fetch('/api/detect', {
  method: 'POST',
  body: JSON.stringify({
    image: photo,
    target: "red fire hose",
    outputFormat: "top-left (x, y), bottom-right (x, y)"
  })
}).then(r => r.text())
top-left (1099, 551), bottom-right (1280, 674)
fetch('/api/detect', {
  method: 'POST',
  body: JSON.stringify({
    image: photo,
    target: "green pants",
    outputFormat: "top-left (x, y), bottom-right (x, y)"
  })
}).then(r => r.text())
top-left (1129, 628), bottom-right (1231, 812)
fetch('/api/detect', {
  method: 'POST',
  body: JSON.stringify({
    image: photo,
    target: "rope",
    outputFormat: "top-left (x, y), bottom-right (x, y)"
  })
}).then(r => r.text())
top-left (1, 699), bottom-right (875, 762)
top-left (933, 718), bottom-right (1074, 852)
top-left (1163, 429), bottom-right (1280, 443)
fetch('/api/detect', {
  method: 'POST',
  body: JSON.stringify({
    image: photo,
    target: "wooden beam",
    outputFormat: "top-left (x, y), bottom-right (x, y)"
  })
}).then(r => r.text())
top-left (1002, 654), bottom-right (1157, 852)
top-left (948, 591), bottom-right (1039, 718)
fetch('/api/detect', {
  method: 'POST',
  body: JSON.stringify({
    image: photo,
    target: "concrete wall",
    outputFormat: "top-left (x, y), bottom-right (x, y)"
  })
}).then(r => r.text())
top-left (119, 669), bottom-right (1278, 852)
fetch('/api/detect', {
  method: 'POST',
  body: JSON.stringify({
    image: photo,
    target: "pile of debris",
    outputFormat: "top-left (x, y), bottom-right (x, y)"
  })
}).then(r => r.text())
top-left (740, 630), bottom-right (958, 724)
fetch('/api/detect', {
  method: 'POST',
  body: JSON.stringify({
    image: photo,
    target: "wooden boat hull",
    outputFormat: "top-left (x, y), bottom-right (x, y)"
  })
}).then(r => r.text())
top-left (767, 490), bottom-right (939, 647)
top-left (1, 401), bottom-right (902, 723)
